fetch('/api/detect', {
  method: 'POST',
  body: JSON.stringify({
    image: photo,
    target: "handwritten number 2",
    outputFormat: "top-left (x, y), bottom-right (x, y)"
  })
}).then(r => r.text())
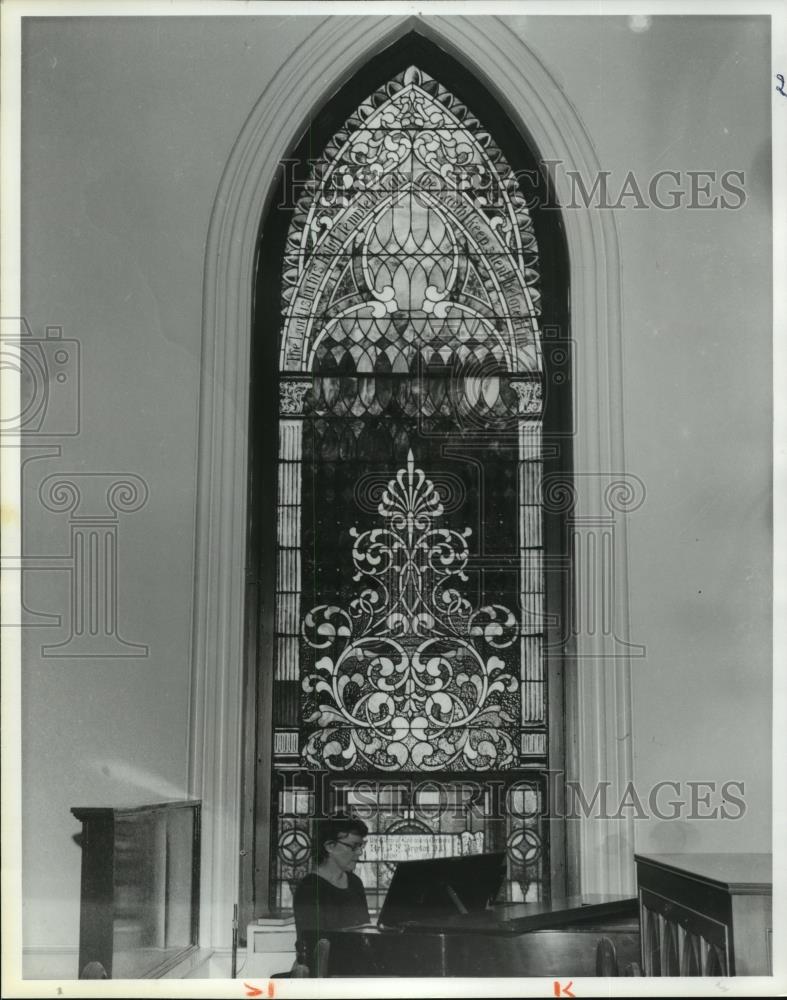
top-left (777, 74), bottom-right (786, 96)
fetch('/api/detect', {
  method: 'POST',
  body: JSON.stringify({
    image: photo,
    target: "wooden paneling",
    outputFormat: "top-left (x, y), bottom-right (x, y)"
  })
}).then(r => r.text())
top-left (635, 853), bottom-right (771, 977)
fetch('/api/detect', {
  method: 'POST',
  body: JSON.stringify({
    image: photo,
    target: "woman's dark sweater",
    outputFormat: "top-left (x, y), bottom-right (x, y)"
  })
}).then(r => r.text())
top-left (293, 872), bottom-right (370, 970)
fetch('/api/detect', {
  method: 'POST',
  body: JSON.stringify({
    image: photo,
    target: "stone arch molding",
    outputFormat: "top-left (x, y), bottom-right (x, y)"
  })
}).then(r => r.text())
top-left (192, 14), bottom-right (634, 948)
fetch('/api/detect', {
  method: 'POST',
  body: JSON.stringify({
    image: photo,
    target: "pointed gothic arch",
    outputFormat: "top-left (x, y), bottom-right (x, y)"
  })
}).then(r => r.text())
top-left (251, 43), bottom-right (569, 915)
top-left (193, 16), bottom-right (633, 947)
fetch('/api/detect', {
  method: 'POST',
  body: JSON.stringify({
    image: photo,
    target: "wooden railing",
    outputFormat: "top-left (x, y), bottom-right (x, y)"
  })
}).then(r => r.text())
top-left (71, 800), bottom-right (200, 979)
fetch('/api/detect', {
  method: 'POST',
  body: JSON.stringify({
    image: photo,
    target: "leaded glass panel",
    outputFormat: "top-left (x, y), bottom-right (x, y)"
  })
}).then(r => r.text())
top-left (269, 63), bottom-right (553, 912)
top-left (270, 776), bottom-right (549, 913)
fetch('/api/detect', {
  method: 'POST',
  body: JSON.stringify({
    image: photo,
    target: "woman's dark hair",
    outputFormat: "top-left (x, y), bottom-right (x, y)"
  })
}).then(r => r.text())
top-left (315, 813), bottom-right (369, 862)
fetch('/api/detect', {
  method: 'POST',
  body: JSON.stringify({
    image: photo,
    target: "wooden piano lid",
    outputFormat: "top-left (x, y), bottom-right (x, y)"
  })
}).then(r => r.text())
top-left (395, 893), bottom-right (638, 936)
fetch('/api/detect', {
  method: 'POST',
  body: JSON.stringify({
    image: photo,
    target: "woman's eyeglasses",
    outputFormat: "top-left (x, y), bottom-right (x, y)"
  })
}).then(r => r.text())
top-left (334, 837), bottom-right (366, 854)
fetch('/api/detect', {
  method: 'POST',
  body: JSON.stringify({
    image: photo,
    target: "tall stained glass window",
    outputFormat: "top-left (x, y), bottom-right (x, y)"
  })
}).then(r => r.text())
top-left (263, 63), bottom-right (562, 913)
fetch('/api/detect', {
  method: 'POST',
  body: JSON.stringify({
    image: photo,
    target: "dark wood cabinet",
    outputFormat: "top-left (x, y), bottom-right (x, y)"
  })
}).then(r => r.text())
top-left (635, 853), bottom-right (771, 976)
top-left (72, 801), bottom-right (200, 979)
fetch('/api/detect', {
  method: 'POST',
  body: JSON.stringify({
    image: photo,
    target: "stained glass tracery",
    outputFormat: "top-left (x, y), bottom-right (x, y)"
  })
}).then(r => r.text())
top-left (280, 65), bottom-right (541, 376)
top-left (268, 62), bottom-right (553, 911)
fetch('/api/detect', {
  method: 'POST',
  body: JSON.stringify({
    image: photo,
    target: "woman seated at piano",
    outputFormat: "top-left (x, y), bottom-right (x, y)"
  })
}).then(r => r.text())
top-left (292, 813), bottom-right (370, 975)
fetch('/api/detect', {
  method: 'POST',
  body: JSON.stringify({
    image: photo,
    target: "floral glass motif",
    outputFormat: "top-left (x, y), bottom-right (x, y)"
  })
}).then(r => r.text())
top-left (272, 65), bottom-right (548, 794)
top-left (302, 451), bottom-right (519, 771)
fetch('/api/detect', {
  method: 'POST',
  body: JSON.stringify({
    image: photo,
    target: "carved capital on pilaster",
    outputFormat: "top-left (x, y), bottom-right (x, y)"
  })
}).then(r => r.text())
top-left (511, 380), bottom-right (542, 416)
top-left (279, 379), bottom-right (311, 416)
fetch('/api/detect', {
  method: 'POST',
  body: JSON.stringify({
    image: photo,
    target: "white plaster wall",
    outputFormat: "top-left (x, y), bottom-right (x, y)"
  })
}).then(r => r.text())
top-left (508, 14), bottom-right (772, 853)
top-left (19, 12), bottom-right (771, 956)
top-left (19, 15), bottom-right (321, 954)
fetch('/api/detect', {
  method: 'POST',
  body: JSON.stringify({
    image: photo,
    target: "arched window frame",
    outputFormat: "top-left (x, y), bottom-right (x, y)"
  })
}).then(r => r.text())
top-left (193, 17), bottom-right (635, 948)
top-left (249, 34), bottom-right (571, 918)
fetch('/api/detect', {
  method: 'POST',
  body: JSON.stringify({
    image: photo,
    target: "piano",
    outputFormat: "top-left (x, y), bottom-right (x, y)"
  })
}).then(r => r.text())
top-left (328, 893), bottom-right (640, 977)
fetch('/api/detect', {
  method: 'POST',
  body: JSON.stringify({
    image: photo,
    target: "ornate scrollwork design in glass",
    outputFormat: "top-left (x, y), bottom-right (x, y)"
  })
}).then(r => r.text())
top-left (301, 452), bottom-right (519, 772)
